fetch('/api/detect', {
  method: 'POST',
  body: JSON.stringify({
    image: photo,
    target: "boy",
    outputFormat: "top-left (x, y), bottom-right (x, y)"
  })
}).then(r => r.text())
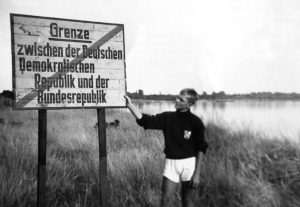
top-left (124, 88), bottom-right (208, 207)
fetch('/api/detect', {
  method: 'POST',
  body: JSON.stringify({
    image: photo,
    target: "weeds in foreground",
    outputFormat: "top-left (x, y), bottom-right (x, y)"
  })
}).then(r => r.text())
top-left (0, 108), bottom-right (299, 207)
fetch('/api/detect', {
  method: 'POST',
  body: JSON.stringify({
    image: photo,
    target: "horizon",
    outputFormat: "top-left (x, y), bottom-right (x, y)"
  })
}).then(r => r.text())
top-left (1, 0), bottom-right (300, 94)
top-left (109, 90), bottom-right (300, 96)
top-left (2, 88), bottom-right (300, 96)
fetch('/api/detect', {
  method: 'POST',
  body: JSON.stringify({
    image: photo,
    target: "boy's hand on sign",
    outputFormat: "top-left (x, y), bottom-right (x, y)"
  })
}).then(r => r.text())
top-left (124, 95), bottom-right (132, 106)
top-left (124, 95), bottom-right (142, 119)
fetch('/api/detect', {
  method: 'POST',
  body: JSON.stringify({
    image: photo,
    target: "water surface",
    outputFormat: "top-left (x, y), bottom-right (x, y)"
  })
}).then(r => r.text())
top-left (134, 99), bottom-right (300, 142)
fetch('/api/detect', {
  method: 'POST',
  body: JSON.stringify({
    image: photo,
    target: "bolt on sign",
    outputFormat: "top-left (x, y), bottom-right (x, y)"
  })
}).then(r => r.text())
top-left (11, 14), bottom-right (127, 109)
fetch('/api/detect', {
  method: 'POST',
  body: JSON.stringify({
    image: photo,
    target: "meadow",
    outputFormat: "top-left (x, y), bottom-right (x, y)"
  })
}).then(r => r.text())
top-left (0, 100), bottom-right (299, 207)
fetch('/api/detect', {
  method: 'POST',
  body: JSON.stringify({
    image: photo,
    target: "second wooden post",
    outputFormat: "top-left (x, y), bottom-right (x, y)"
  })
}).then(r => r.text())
top-left (97, 108), bottom-right (108, 207)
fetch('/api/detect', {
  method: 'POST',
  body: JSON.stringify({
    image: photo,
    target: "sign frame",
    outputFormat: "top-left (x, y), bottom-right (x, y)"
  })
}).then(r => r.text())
top-left (11, 13), bottom-right (127, 110)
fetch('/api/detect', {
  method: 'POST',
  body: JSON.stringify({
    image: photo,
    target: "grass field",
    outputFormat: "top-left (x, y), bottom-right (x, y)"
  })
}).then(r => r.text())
top-left (0, 101), bottom-right (300, 207)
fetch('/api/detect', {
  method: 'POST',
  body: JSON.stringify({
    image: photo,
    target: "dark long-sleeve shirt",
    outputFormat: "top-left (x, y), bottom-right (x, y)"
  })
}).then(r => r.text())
top-left (136, 110), bottom-right (208, 159)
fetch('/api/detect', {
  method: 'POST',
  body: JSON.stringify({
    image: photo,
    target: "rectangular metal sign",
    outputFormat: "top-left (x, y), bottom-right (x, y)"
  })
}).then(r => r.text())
top-left (11, 14), bottom-right (127, 109)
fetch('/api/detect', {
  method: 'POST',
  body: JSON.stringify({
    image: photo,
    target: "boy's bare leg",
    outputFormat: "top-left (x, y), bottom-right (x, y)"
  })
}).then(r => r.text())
top-left (161, 176), bottom-right (177, 207)
top-left (181, 181), bottom-right (194, 207)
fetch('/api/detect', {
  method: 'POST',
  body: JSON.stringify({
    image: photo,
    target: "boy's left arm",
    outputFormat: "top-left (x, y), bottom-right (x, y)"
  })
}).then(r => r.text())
top-left (190, 119), bottom-right (207, 188)
top-left (190, 151), bottom-right (203, 188)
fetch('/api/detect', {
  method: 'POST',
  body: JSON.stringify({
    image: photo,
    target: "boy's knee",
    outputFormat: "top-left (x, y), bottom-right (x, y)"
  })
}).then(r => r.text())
top-left (182, 196), bottom-right (193, 207)
top-left (161, 195), bottom-right (173, 207)
top-left (181, 184), bottom-right (194, 207)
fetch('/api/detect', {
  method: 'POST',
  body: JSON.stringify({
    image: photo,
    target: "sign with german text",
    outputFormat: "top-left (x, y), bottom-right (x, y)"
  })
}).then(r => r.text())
top-left (11, 14), bottom-right (126, 109)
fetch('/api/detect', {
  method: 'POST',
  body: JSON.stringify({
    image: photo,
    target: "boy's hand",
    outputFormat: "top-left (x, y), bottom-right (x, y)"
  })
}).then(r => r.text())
top-left (190, 174), bottom-right (200, 188)
top-left (124, 95), bottom-right (132, 106)
top-left (124, 95), bottom-right (142, 119)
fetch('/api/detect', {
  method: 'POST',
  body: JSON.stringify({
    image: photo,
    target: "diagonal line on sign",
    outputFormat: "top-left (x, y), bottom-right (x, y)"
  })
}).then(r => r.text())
top-left (16, 25), bottom-right (123, 108)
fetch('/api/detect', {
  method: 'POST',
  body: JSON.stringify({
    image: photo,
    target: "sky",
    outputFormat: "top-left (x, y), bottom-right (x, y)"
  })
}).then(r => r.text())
top-left (1, 0), bottom-right (300, 95)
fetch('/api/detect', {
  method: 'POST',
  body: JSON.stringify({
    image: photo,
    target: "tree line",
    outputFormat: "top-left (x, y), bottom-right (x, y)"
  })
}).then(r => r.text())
top-left (128, 91), bottom-right (300, 100)
top-left (2, 90), bottom-right (300, 102)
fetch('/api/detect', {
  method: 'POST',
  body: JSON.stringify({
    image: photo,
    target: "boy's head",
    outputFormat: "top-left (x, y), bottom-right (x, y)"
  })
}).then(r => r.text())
top-left (175, 88), bottom-right (198, 111)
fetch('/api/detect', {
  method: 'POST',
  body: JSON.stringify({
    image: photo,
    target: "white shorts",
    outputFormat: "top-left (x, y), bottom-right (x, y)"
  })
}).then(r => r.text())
top-left (163, 157), bottom-right (196, 183)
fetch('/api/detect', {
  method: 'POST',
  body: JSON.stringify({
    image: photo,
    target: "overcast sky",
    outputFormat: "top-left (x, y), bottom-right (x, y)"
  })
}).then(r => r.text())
top-left (1, 0), bottom-right (300, 94)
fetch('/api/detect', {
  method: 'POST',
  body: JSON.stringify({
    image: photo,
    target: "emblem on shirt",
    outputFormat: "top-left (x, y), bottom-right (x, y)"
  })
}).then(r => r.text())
top-left (184, 130), bottom-right (192, 139)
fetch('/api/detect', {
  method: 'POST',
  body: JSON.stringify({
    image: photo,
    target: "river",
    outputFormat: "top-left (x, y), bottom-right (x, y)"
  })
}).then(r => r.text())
top-left (134, 99), bottom-right (300, 142)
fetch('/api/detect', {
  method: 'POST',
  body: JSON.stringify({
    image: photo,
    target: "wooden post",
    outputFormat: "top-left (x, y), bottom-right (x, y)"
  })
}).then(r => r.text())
top-left (97, 108), bottom-right (108, 207)
top-left (37, 109), bottom-right (47, 207)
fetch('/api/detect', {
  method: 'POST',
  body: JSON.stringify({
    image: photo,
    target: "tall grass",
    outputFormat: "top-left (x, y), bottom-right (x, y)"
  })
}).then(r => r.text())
top-left (0, 106), bottom-right (299, 207)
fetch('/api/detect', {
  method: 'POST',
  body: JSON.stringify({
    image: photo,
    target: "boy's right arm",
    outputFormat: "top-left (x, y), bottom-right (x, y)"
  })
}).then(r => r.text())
top-left (124, 95), bottom-right (142, 119)
top-left (124, 95), bottom-right (166, 130)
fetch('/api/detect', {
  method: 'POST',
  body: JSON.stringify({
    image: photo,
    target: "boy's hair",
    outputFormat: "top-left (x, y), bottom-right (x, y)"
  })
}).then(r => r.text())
top-left (180, 88), bottom-right (198, 105)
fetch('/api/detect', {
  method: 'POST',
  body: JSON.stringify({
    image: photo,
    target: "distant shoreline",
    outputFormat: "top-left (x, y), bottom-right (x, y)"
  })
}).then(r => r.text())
top-left (1, 90), bottom-right (300, 102)
top-left (128, 91), bottom-right (300, 101)
top-left (132, 98), bottom-right (300, 102)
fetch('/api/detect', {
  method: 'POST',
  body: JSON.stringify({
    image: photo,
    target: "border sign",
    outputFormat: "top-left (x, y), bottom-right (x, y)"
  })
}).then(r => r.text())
top-left (10, 13), bottom-right (125, 207)
top-left (11, 13), bottom-right (126, 109)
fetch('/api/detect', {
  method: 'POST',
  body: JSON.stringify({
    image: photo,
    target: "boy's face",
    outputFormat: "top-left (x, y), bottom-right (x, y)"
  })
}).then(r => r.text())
top-left (175, 93), bottom-right (190, 111)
